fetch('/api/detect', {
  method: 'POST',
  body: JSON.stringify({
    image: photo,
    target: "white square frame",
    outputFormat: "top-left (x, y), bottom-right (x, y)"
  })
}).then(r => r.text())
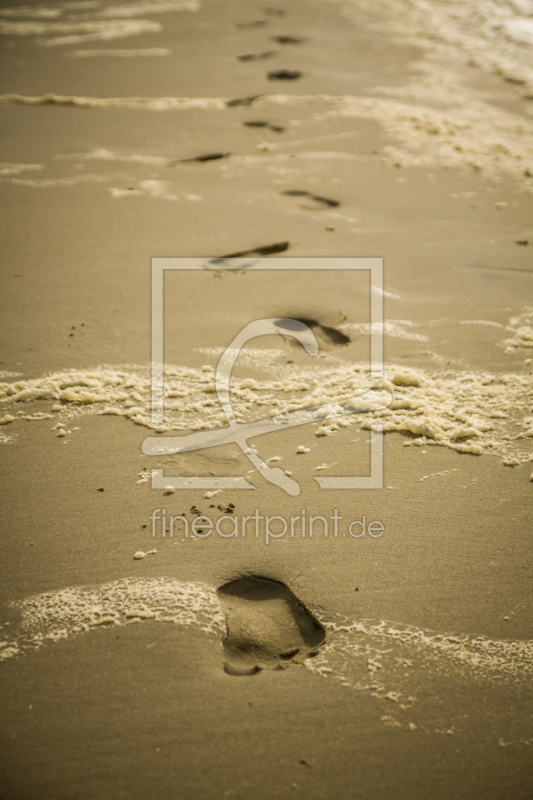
top-left (147, 257), bottom-right (385, 490)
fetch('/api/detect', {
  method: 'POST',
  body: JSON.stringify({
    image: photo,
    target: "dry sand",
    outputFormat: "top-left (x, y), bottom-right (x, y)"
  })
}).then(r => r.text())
top-left (0, 0), bottom-right (532, 798)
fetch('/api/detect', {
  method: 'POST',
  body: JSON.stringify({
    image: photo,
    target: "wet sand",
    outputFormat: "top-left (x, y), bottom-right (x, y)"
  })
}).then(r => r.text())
top-left (0, 0), bottom-right (532, 798)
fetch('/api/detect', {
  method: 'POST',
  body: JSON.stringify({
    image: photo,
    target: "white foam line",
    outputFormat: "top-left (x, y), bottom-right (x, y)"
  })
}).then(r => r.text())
top-left (0, 578), bottom-right (225, 661)
top-left (67, 47), bottom-right (171, 56)
top-left (0, 20), bottom-right (162, 47)
top-left (344, 0), bottom-right (533, 98)
top-left (0, 93), bottom-right (227, 109)
top-left (0, 0), bottom-right (200, 21)
top-left (0, 6), bottom-right (63, 19)
top-left (1, 351), bottom-right (532, 460)
top-left (5, 173), bottom-right (108, 187)
top-left (307, 611), bottom-right (533, 688)
top-left (57, 147), bottom-right (168, 164)
top-left (0, 162), bottom-right (43, 176)
top-left (97, 1), bottom-right (200, 17)
top-left (254, 129), bottom-right (364, 151)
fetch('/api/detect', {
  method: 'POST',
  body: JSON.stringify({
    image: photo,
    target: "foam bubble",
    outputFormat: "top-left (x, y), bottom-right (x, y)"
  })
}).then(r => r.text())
top-left (504, 307), bottom-right (533, 351)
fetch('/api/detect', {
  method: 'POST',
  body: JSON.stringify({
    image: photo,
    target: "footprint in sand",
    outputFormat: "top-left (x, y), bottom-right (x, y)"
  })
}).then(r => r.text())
top-left (243, 120), bottom-right (285, 133)
top-left (267, 69), bottom-right (302, 80)
top-left (238, 52), bottom-right (277, 62)
top-left (272, 309), bottom-right (351, 349)
top-left (217, 577), bottom-right (325, 676)
top-left (281, 189), bottom-right (340, 209)
top-left (236, 20), bottom-right (268, 29)
top-left (270, 35), bottom-right (306, 44)
top-left (168, 152), bottom-right (230, 165)
top-left (291, 317), bottom-right (350, 348)
top-left (226, 95), bottom-right (262, 107)
top-left (217, 240), bottom-right (290, 259)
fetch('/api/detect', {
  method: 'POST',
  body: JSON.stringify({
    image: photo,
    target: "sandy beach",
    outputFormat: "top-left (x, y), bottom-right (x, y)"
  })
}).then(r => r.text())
top-left (0, 0), bottom-right (532, 797)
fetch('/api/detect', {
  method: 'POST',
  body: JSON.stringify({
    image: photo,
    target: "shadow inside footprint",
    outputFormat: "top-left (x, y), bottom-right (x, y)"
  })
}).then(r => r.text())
top-left (244, 120), bottom-right (285, 132)
top-left (238, 51), bottom-right (276, 62)
top-left (236, 20), bottom-right (268, 28)
top-left (219, 240), bottom-right (289, 258)
top-left (267, 69), bottom-right (302, 80)
top-left (226, 95), bottom-right (262, 107)
top-left (281, 189), bottom-right (340, 209)
top-left (291, 318), bottom-right (350, 348)
top-left (270, 35), bottom-right (306, 44)
top-left (217, 577), bottom-right (325, 676)
top-left (169, 152), bottom-right (230, 165)
top-left (271, 309), bottom-right (350, 349)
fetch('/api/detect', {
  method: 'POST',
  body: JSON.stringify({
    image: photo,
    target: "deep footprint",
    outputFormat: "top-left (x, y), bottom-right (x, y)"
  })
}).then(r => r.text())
top-left (226, 95), bottom-right (262, 107)
top-left (217, 577), bottom-right (325, 676)
top-left (281, 189), bottom-right (340, 209)
top-left (236, 20), bottom-right (268, 28)
top-left (270, 35), bottom-right (305, 44)
top-left (271, 308), bottom-right (350, 349)
top-left (267, 69), bottom-right (302, 80)
top-left (169, 152), bottom-right (230, 165)
top-left (218, 240), bottom-right (290, 258)
top-left (238, 51), bottom-right (276, 61)
top-left (243, 120), bottom-right (285, 132)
